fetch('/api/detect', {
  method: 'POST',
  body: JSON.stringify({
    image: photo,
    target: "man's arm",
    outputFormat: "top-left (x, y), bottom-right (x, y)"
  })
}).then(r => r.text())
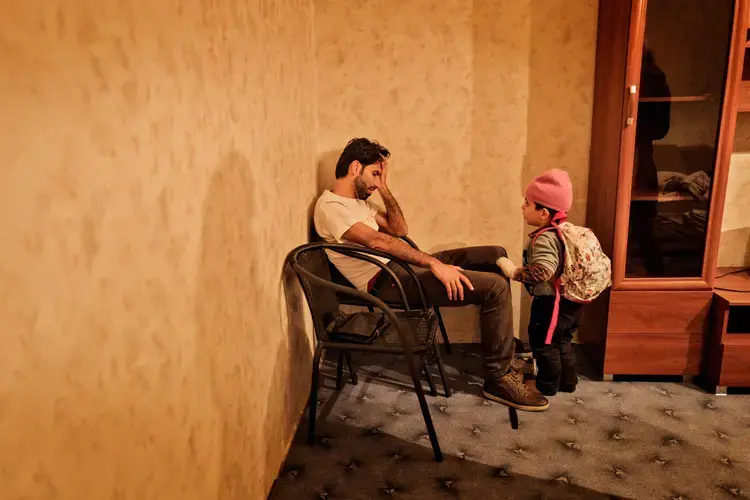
top-left (343, 222), bottom-right (473, 300)
top-left (375, 186), bottom-right (408, 237)
top-left (373, 157), bottom-right (408, 237)
top-left (515, 262), bottom-right (556, 283)
top-left (347, 221), bottom-right (432, 267)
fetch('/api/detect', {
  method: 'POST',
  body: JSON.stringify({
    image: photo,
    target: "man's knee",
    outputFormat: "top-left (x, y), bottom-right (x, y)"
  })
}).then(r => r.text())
top-left (473, 245), bottom-right (507, 262)
top-left (492, 246), bottom-right (508, 259)
top-left (484, 273), bottom-right (511, 304)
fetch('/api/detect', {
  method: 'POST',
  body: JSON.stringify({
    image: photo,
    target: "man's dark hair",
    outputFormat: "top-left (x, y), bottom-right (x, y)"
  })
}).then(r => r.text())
top-left (534, 202), bottom-right (559, 220)
top-left (334, 138), bottom-right (390, 179)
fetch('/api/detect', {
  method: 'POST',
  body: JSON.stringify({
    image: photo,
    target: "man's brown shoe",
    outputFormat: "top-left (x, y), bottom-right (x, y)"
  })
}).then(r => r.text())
top-left (482, 372), bottom-right (549, 411)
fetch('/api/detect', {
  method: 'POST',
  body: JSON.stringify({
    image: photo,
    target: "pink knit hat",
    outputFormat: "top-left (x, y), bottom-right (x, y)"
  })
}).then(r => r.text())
top-left (525, 169), bottom-right (573, 213)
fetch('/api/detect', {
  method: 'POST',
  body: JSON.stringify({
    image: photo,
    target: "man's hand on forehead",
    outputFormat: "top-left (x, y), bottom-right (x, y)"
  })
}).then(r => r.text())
top-left (379, 155), bottom-right (389, 186)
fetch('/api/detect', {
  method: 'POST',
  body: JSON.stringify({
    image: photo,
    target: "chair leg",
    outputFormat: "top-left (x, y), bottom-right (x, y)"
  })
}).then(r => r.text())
top-left (509, 407), bottom-right (519, 430)
top-left (423, 362), bottom-right (438, 397)
top-left (407, 358), bottom-right (443, 461)
top-left (345, 352), bottom-right (358, 385)
top-left (434, 347), bottom-right (451, 398)
top-left (336, 351), bottom-right (345, 391)
top-left (434, 307), bottom-right (451, 354)
top-left (308, 344), bottom-right (324, 445)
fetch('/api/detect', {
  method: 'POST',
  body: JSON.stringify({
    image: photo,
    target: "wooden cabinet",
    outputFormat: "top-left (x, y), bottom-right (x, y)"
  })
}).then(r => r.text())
top-left (736, 7), bottom-right (750, 111)
top-left (703, 271), bottom-right (750, 393)
top-left (580, 0), bottom-right (748, 377)
top-left (603, 290), bottom-right (712, 375)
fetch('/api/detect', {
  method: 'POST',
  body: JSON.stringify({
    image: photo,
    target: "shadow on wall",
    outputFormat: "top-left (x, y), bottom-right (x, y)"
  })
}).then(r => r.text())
top-left (195, 151), bottom-right (312, 499)
top-left (317, 149), bottom-right (341, 197)
top-left (306, 148), bottom-right (342, 242)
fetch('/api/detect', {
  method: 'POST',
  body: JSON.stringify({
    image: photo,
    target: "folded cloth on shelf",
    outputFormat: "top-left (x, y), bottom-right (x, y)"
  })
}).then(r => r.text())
top-left (658, 171), bottom-right (683, 189)
top-left (660, 170), bottom-right (711, 200)
top-left (684, 171), bottom-right (711, 199)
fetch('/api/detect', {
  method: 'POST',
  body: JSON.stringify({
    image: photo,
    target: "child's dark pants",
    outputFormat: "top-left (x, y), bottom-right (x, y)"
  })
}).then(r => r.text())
top-left (528, 295), bottom-right (584, 395)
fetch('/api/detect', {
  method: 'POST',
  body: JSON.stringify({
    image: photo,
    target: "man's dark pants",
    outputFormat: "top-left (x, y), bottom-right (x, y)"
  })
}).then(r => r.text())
top-left (373, 246), bottom-right (515, 381)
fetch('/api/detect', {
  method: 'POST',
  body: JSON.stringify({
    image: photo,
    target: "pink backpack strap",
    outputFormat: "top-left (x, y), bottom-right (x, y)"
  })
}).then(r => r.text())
top-left (545, 282), bottom-right (561, 344)
top-left (539, 212), bottom-right (568, 345)
top-left (531, 225), bottom-right (553, 244)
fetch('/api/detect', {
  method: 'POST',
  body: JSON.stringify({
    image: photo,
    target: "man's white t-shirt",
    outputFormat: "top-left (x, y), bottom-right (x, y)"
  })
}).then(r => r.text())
top-left (313, 190), bottom-right (390, 290)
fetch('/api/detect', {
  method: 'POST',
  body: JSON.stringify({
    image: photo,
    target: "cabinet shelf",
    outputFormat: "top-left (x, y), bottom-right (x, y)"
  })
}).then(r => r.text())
top-left (715, 269), bottom-right (750, 305)
top-left (724, 335), bottom-right (750, 345)
top-left (639, 93), bottom-right (711, 102)
top-left (631, 190), bottom-right (695, 202)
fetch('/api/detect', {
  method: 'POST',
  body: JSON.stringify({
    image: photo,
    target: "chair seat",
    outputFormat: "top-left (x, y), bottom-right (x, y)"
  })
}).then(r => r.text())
top-left (338, 295), bottom-right (421, 309)
top-left (328, 262), bottom-right (451, 356)
top-left (330, 264), bottom-right (425, 309)
top-left (327, 310), bottom-right (438, 353)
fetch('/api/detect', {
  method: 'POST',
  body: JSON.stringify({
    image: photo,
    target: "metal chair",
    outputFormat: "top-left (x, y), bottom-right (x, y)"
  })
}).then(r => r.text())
top-left (287, 242), bottom-right (450, 461)
top-left (329, 235), bottom-right (453, 354)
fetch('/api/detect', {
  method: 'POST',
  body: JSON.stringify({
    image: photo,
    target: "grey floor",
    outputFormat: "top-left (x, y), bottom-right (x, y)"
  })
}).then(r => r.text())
top-left (270, 345), bottom-right (750, 500)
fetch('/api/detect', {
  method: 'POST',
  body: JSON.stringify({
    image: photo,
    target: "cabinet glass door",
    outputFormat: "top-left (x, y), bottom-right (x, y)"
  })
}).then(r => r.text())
top-left (625, 0), bottom-right (734, 278)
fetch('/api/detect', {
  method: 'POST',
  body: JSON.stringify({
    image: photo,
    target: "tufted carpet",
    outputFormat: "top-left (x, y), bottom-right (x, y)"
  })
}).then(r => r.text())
top-left (270, 344), bottom-right (750, 500)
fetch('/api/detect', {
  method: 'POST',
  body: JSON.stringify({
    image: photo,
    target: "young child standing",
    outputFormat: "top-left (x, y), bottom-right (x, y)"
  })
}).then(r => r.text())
top-left (496, 169), bottom-right (583, 396)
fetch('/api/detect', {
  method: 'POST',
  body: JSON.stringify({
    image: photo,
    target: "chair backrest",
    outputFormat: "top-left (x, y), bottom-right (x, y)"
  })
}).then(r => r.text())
top-left (308, 220), bottom-right (356, 289)
top-left (327, 258), bottom-right (357, 289)
top-left (288, 244), bottom-right (341, 342)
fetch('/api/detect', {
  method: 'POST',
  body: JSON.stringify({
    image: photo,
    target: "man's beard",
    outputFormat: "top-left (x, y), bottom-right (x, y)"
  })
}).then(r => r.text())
top-left (354, 178), bottom-right (372, 200)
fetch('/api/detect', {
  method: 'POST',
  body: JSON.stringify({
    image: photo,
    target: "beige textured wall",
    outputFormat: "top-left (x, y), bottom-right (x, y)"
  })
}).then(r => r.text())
top-left (315, 0), bottom-right (598, 338)
top-left (717, 153), bottom-right (750, 266)
top-left (0, 1), bottom-right (316, 499)
top-left (720, 115), bottom-right (750, 267)
top-left (2, 1), bottom-right (600, 497)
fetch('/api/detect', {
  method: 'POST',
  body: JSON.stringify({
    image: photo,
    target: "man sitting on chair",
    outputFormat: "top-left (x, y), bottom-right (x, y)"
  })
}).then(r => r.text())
top-left (313, 137), bottom-right (549, 412)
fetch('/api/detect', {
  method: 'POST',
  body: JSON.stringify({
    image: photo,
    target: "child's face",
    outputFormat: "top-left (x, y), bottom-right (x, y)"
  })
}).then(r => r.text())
top-left (521, 198), bottom-right (550, 227)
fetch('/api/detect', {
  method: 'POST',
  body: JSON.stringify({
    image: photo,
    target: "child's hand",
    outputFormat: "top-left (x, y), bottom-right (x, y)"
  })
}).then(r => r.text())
top-left (496, 257), bottom-right (519, 280)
